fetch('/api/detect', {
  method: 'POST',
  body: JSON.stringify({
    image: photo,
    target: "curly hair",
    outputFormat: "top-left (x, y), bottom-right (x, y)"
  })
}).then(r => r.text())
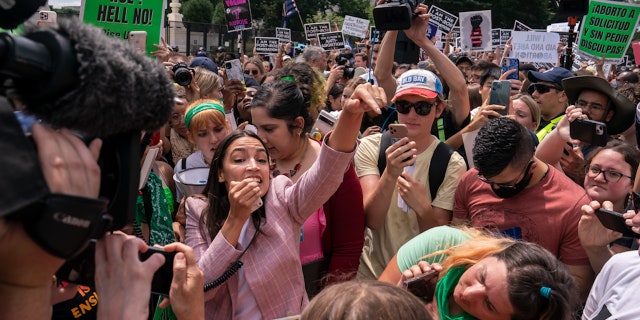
top-left (473, 117), bottom-right (534, 177)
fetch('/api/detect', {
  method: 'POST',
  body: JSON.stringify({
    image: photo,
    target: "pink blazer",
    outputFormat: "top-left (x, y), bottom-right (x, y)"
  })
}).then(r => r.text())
top-left (185, 142), bottom-right (356, 320)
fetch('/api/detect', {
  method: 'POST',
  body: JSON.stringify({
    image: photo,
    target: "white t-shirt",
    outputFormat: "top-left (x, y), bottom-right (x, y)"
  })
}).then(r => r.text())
top-left (583, 250), bottom-right (640, 320)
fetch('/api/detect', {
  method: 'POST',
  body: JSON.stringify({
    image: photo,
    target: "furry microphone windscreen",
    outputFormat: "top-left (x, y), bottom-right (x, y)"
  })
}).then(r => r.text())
top-left (20, 17), bottom-right (174, 137)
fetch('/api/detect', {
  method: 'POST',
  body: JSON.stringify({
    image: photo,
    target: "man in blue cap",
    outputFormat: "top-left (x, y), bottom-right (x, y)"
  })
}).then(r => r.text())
top-left (527, 66), bottom-right (575, 141)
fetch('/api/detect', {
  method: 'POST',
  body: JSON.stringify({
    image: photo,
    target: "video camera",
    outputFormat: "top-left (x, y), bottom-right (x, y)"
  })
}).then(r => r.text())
top-left (336, 55), bottom-right (355, 79)
top-left (373, 0), bottom-right (421, 30)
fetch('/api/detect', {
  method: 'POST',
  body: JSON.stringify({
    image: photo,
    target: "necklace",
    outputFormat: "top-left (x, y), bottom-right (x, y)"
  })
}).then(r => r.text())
top-left (270, 139), bottom-right (309, 178)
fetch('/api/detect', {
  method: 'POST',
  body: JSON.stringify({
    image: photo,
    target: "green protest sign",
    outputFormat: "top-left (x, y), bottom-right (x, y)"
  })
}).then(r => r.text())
top-left (578, 0), bottom-right (640, 63)
top-left (80, 0), bottom-right (165, 55)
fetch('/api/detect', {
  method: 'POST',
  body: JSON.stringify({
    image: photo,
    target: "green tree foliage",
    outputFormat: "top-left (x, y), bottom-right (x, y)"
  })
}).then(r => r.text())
top-left (182, 0), bottom-right (215, 23)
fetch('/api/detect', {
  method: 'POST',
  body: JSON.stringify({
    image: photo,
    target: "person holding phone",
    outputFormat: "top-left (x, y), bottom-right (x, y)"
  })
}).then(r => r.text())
top-left (578, 140), bottom-right (640, 274)
top-left (356, 7), bottom-right (468, 279)
top-left (536, 75), bottom-right (636, 183)
top-left (379, 226), bottom-right (579, 320)
top-left (453, 117), bottom-right (595, 302)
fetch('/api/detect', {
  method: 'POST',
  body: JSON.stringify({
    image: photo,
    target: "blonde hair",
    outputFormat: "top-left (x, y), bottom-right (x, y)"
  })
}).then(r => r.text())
top-left (184, 99), bottom-right (229, 138)
top-left (193, 67), bottom-right (222, 98)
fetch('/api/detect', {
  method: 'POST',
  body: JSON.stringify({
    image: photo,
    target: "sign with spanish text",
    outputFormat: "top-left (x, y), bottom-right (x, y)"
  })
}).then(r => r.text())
top-left (276, 27), bottom-right (291, 43)
top-left (577, 0), bottom-right (640, 63)
top-left (304, 22), bottom-right (331, 41)
top-left (459, 10), bottom-right (492, 51)
top-left (428, 5), bottom-right (458, 34)
top-left (513, 20), bottom-right (533, 31)
top-left (509, 31), bottom-right (559, 63)
top-left (222, 0), bottom-right (253, 32)
top-left (80, 0), bottom-right (166, 54)
top-left (317, 31), bottom-right (345, 51)
top-left (254, 37), bottom-right (280, 54)
top-left (342, 15), bottom-right (369, 38)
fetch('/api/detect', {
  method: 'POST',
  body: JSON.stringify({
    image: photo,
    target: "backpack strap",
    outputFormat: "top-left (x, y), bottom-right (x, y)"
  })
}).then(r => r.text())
top-left (377, 131), bottom-right (392, 175)
top-left (428, 142), bottom-right (454, 201)
top-left (377, 132), bottom-right (454, 201)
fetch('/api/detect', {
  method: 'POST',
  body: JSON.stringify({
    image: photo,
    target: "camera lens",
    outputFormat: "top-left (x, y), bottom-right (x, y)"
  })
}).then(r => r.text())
top-left (172, 63), bottom-right (192, 86)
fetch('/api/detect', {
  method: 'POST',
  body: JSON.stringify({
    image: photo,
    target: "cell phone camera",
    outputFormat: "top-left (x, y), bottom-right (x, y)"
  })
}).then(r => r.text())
top-left (225, 62), bottom-right (232, 69)
top-left (40, 12), bottom-right (48, 20)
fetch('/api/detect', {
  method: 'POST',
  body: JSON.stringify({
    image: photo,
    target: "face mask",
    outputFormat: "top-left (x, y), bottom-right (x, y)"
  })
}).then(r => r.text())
top-left (492, 170), bottom-right (533, 198)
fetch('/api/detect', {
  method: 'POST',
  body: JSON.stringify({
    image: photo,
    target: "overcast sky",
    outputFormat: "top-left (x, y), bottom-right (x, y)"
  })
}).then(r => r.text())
top-left (48, 0), bottom-right (81, 8)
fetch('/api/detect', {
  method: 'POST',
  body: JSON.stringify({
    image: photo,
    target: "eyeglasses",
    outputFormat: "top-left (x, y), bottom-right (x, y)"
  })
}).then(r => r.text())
top-left (527, 83), bottom-right (561, 95)
top-left (478, 161), bottom-right (534, 190)
top-left (575, 99), bottom-right (606, 113)
top-left (244, 69), bottom-right (259, 76)
top-left (585, 165), bottom-right (632, 182)
top-left (394, 100), bottom-right (436, 116)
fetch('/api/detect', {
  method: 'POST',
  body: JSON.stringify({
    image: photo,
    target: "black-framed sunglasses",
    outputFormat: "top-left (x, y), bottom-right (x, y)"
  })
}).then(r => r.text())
top-left (394, 100), bottom-right (436, 116)
top-left (478, 161), bottom-right (534, 190)
top-left (244, 69), bottom-right (259, 76)
top-left (527, 83), bottom-right (561, 95)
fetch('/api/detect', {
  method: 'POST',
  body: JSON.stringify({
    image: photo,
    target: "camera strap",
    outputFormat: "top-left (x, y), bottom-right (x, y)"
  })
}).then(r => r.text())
top-left (21, 193), bottom-right (110, 259)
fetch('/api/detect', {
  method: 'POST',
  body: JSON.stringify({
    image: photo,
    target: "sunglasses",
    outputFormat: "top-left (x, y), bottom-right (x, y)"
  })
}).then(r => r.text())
top-left (244, 69), bottom-right (259, 76)
top-left (527, 83), bottom-right (561, 95)
top-left (394, 100), bottom-right (436, 116)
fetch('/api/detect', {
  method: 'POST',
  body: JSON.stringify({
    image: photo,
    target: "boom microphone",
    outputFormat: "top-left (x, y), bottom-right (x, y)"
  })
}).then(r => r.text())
top-left (0, 17), bottom-right (175, 258)
top-left (1, 17), bottom-right (174, 137)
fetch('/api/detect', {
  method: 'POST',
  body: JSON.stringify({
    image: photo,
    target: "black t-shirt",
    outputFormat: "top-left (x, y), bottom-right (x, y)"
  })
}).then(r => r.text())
top-left (51, 285), bottom-right (98, 320)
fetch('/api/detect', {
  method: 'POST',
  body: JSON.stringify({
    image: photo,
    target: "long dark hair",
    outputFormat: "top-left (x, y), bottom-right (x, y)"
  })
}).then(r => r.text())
top-left (199, 130), bottom-right (268, 240)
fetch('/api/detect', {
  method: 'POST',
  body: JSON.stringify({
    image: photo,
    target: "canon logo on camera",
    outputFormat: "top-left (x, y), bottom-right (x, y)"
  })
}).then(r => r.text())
top-left (53, 212), bottom-right (91, 228)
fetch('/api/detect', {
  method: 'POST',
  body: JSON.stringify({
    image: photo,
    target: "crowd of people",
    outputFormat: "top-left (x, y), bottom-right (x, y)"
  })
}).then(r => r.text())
top-left (6, 2), bottom-right (640, 320)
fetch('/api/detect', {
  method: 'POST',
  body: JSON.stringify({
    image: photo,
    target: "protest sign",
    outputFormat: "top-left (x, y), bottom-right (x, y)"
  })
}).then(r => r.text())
top-left (513, 20), bottom-right (533, 31)
top-left (81, 0), bottom-right (165, 54)
top-left (428, 5), bottom-right (458, 34)
top-left (492, 29), bottom-right (501, 48)
top-left (500, 29), bottom-right (512, 48)
top-left (317, 32), bottom-right (345, 51)
top-left (426, 22), bottom-right (439, 40)
top-left (577, 0), bottom-right (640, 63)
top-left (305, 22), bottom-right (331, 41)
top-left (633, 41), bottom-right (640, 66)
top-left (451, 26), bottom-right (461, 39)
top-left (369, 26), bottom-right (381, 43)
top-left (276, 27), bottom-right (291, 43)
top-left (254, 37), bottom-right (280, 54)
top-left (510, 31), bottom-right (559, 63)
top-left (459, 10), bottom-right (492, 51)
top-left (221, 0), bottom-right (252, 32)
top-left (342, 15), bottom-right (369, 38)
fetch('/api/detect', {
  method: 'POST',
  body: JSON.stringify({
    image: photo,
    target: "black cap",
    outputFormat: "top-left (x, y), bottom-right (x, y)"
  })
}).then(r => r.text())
top-left (217, 46), bottom-right (226, 52)
top-left (455, 56), bottom-right (474, 66)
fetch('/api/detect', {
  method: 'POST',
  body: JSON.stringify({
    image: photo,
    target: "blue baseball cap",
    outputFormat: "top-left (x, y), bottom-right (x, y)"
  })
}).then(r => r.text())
top-left (189, 57), bottom-right (218, 74)
top-left (527, 67), bottom-right (574, 89)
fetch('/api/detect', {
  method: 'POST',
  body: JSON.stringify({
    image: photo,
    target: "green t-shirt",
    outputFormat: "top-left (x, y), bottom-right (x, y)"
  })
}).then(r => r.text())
top-left (396, 226), bottom-right (472, 272)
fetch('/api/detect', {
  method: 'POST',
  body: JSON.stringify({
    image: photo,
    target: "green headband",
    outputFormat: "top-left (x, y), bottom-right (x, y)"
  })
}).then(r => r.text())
top-left (184, 102), bottom-right (225, 129)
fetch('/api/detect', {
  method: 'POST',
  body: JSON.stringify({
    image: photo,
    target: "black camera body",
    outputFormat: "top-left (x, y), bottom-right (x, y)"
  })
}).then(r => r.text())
top-left (373, 0), bottom-right (419, 31)
top-left (172, 62), bottom-right (193, 86)
top-left (336, 55), bottom-right (355, 79)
